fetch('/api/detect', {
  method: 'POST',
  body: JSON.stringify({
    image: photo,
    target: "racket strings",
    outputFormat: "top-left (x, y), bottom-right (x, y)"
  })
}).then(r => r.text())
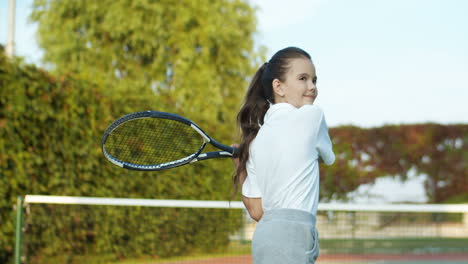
top-left (104, 118), bottom-right (205, 166)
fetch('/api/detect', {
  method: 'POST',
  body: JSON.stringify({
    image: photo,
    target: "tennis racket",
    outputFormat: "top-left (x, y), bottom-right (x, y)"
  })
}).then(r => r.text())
top-left (101, 111), bottom-right (238, 171)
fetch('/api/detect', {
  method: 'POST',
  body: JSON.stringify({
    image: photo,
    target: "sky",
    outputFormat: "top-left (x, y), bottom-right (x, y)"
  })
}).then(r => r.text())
top-left (1, 0), bottom-right (467, 128)
top-left (250, 0), bottom-right (468, 128)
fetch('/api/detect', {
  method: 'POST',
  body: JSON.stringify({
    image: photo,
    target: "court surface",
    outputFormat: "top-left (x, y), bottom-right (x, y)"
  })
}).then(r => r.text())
top-left (155, 254), bottom-right (468, 264)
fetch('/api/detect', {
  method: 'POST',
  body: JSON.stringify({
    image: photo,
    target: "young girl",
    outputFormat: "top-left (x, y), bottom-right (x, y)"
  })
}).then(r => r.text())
top-left (232, 47), bottom-right (335, 264)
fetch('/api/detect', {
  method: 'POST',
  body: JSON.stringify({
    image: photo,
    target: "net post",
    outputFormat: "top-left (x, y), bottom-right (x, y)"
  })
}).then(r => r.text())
top-left (14, 195), bottom-right (24, 264)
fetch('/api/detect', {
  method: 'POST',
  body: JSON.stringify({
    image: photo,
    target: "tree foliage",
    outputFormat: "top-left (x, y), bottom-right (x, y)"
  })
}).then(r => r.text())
top-left (321, 124), bottom-right (468, 203)
top-left (2, 0), bottom-right (263, 260)
top-left (30, 0), bottom-right (263, 121)
top-left (28, 0), bottom-right (265, 199)
top-left (27, 0), bottom-right (264, 202)
top-left (0, 45), bottom-right (244, 263)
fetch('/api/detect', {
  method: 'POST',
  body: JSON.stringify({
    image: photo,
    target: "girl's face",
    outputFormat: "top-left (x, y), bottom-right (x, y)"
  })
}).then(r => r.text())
top-left (274, 58), bottom-right (317, 108)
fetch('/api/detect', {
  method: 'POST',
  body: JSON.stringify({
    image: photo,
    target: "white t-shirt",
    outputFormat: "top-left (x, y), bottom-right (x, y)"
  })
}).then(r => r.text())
top-left (242, 103), bottom-right (335, 215)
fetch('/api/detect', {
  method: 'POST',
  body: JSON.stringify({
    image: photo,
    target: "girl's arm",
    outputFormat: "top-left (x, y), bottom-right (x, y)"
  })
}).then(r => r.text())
top-left (317, 114), bottom-right (335, 165)
top-left (242, 196), bottom-right (263, 222)
top-left (231, 144), bottom-right (264, 222)
top-left (239, 169), bottom-right (264, 221)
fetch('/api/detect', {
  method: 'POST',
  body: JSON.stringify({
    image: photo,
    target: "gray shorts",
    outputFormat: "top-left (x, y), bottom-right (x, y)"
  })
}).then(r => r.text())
top-left (252, 208), bottom-right (319, 264)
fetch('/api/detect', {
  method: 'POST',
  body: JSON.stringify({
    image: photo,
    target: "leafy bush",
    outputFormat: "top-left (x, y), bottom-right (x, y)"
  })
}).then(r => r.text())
top-left (0, 48), bottom-right (242, 263)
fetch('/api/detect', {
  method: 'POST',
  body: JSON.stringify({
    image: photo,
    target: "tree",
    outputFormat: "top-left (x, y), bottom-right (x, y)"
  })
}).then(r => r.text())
top-left (1, 1), bottom-right (264, 262)
top-left (30, 0), bottom-right (263, 120)
top-left (0, 48), bottom-right (245, 262)
top-left (322, 124), bottom-right (468, 203)
top-left (29, 0), bottom-right (264, 198)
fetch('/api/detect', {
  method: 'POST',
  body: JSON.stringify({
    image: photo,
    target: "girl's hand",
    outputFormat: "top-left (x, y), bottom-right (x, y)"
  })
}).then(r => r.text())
top-left (230, 144), bottom-right (240, 169)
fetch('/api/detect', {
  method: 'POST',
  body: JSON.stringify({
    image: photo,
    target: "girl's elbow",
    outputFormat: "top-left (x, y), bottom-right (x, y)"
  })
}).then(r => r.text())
top-left (248, 209), bottom-right (264, 222)
top-left (324, 154), bottom-right (335, 165)
top-left (242, 196), bottom-right (264, 221)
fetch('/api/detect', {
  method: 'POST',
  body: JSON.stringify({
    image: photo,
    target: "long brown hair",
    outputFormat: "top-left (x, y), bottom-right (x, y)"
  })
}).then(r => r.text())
top-left (233, 47), bottom-right (312, 194)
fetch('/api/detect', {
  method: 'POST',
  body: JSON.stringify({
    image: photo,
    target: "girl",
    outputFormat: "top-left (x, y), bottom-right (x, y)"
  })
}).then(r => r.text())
top-left (232, 47), bottom-right (335, 264)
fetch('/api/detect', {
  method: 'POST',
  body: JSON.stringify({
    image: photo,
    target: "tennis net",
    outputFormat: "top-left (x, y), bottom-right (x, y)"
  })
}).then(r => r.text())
top-left (15, 195), bottom-right (468, 264)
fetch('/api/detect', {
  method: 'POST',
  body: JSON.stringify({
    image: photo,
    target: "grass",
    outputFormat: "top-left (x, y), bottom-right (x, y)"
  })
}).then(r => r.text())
top-left (27, 240), bottom-right (251, 264)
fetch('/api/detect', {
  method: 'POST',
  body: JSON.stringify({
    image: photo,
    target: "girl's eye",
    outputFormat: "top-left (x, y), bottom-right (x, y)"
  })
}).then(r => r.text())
top-left (300, 76), bottom-right (307, 81)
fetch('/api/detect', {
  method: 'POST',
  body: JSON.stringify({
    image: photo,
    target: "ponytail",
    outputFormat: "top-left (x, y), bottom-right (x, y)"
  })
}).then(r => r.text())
top-left (233, 63), bottom-right (271, 194)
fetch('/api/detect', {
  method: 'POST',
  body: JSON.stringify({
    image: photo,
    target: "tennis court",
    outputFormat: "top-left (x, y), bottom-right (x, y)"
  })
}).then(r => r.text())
top-left (14, 195), bottom-right (468, 264)
top-left (108, 252), bottom-right (468, 264)
top-left (154, 254), bottom-right (468, 264)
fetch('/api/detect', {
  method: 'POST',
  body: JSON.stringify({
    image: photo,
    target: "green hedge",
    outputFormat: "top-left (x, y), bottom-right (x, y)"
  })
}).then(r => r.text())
top-left (0, 48), bottom-right (241, 263)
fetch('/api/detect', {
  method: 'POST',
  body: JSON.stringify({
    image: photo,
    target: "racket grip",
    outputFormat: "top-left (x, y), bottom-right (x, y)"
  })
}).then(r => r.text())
top-left (231, 147), bottom-right (239, 158)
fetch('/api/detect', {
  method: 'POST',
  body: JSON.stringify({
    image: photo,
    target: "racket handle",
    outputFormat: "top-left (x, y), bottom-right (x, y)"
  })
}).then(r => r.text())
top-left (231, 147), bottom-right (239, 158)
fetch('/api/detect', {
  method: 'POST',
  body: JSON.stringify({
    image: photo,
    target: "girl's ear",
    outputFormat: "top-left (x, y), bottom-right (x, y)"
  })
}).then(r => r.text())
top-left (272, 78), bottom-right (285, 97)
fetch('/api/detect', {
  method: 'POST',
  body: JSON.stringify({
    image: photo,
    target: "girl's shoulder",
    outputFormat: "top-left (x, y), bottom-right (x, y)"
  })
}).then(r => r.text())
top-left (298, 104), bottom-right (323, 112)
top-left (296, 104), bottom-right (324, 121)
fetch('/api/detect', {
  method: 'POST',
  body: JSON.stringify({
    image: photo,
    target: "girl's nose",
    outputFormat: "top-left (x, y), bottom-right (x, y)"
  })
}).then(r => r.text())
top-left (308, 81), bottom-right (316, 90)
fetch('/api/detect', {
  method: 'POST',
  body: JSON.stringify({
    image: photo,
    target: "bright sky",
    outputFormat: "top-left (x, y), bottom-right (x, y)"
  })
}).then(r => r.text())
top-left (250, 0), bottom-right (468, 127)
top-left (1, 0), bottom-right (467, 128)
